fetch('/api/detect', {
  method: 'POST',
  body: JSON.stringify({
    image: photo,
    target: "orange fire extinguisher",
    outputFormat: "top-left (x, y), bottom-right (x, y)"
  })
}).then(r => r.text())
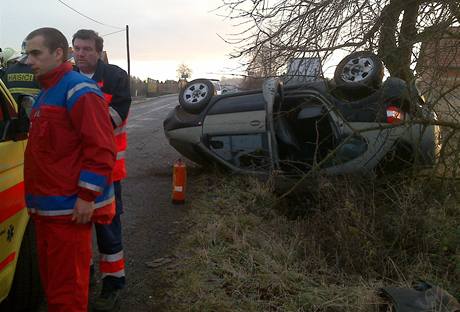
top-left (172, 159), bottom-right (187, 204)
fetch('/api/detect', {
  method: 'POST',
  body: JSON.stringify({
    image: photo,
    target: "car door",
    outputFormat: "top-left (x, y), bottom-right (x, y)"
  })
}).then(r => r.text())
top-left (201, 90), bottom-right (273, 173)
top-left (264, 79), bottom-right (371, 175)
top-left (0, 82), bottom-right (29, 303)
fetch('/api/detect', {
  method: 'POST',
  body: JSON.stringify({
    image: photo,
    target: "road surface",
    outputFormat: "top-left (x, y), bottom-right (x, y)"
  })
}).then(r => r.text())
top-left (114, 94), bottom-right (190, 311)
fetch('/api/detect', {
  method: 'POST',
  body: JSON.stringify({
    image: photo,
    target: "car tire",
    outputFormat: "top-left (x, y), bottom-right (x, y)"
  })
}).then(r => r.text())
top-left (0, 221), bottom-right (42, 311)
top-left (334, 51), bottom-right (384, 90)
top-left (179, 79), bottom-right (215, 114)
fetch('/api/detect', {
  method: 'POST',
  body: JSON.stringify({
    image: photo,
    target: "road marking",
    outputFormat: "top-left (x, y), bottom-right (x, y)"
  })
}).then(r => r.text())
top-left (129, 103), bottom-right (175, 122)
top-left (137, 117), bottom-right (156, 121)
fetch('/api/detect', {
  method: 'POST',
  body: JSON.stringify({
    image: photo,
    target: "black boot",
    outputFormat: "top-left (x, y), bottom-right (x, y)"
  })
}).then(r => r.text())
top-left (93, 284), bottom-right (120, 311)
top-left (93, 276), bottom-right (125, 311)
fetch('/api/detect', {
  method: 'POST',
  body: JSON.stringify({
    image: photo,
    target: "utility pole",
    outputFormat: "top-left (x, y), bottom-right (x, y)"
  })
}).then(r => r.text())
top-left (126, 25), bottom-right (130, 77)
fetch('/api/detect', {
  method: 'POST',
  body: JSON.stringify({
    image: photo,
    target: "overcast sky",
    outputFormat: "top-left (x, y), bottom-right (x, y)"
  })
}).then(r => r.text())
top-left (0, 0), bottom-right (245, 81)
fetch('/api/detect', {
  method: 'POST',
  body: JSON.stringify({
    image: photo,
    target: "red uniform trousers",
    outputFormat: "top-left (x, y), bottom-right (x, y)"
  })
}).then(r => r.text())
top-left (34, 217), bottom-right (92, 312)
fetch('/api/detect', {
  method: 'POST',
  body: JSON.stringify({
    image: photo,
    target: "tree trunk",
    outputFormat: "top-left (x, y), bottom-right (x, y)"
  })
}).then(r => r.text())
top-left (378, 0), bottom-right (419, 81)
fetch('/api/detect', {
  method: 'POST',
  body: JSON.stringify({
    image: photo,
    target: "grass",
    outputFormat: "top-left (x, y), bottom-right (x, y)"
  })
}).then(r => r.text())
top-left (161, 169), bottom-right (460, 312)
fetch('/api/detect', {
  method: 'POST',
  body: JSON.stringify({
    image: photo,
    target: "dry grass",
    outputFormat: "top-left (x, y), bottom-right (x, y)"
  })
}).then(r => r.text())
top-left (161, 170), bottom-right (460, 312)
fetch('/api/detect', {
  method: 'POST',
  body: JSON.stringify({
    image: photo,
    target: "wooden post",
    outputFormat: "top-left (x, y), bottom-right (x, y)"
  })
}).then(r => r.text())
top-left (126, 25), bottom-right (131, 78)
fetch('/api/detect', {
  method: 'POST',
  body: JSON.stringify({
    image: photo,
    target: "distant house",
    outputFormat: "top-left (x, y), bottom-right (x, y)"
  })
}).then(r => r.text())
top-left (145, 78), bottom-right (157, 94)
top-left (284, 57), bottom-right (323, 85)
top-left (417, 27), bottom-right (460, 121)
top-left (159, 80), bottom-right (179, 94)
top-left (145, 79), bottom-right (180, 96)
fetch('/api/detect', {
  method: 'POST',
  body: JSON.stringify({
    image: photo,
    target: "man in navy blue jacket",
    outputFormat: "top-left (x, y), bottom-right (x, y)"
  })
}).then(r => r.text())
top-left (72, 29), bottom-right (131, 312)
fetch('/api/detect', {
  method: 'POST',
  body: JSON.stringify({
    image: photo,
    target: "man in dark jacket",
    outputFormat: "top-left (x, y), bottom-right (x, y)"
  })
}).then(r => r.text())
top-left (4, 60), bottom-right (40, 100)
top-left (3, 41), bottom-right (40, 115)
top-left (24, 27), bottom-right (116, 312)
top-left (72, 28), bottom-right (131, 311)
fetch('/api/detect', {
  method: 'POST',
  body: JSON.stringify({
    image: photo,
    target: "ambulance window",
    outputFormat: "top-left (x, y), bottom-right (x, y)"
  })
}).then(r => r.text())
top-left (0, 100), bottom-right (4, 120)
top-left (0, 90), bottom-right (10, 141)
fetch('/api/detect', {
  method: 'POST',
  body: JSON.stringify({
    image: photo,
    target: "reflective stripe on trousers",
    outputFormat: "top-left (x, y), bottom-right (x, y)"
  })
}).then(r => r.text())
top-left (99, 250), bottom-right (125, 278)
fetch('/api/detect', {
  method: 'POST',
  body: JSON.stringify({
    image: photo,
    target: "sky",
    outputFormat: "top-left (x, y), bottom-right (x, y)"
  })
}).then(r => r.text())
top-left (0, 0), bottom-right (246, 81)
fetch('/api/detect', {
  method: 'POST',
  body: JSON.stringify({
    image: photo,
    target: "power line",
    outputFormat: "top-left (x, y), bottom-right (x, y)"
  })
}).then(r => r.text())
top-left (56, 0), bottom-right (124, 30)
top-left (102, 29), bottom-right (125, 37)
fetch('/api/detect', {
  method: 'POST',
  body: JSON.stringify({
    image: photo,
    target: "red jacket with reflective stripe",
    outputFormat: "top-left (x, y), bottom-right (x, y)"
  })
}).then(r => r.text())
top-left (24, 62), bottom-right (117, 223)
top-left (77, 60), bottom-right (131, 181)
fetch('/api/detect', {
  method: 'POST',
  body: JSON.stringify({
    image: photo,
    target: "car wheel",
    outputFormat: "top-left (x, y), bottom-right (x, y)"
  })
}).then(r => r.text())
top-left (179, 79), bottom-right (215, 114)
top-left (0, 221), bottom-right (42, 311)
top-left (334, 51), bottom-right (384, 89)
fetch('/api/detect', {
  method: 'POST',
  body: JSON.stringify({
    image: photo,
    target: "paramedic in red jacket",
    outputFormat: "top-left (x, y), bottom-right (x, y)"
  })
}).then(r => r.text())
top-left (24, 27), bottom-right (116, 312)
top-left (72, 29), bottom-right (131, 311)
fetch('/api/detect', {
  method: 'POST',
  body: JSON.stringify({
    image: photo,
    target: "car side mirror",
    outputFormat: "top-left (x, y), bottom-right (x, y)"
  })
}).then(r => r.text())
top-left (4, 115), bottom-right (28, 141)
top-left (19, 95), bottom-right (35, 118)
top-left (9, 95), bottom-right (33, 141)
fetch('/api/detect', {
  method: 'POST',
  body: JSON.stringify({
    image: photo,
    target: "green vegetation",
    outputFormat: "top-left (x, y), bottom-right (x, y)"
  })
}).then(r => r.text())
top-left (162, 171), bottom-right (460, 311)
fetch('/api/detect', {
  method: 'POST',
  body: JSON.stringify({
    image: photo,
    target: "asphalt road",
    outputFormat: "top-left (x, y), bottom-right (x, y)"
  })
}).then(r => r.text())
top-left (39, 94), bottom-right (192, 311)
top-left (113, 94), bottom-right (190, 311)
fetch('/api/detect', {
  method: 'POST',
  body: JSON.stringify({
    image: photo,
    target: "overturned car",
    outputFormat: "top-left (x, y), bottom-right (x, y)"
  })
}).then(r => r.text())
top-left (164, 52), bottom-right (441, 176)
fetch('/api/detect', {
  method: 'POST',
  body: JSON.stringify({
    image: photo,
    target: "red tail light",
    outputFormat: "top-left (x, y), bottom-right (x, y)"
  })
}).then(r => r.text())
top-left (386, 106), bottom-right (405, 124)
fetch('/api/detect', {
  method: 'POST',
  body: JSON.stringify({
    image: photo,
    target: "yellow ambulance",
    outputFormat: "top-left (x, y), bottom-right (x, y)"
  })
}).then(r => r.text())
top-left (0, 79), bottom-right (41, 310)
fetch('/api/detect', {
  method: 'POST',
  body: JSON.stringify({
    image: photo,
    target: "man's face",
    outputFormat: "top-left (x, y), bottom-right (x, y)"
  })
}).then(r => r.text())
top-left (26, 35), bottom-right (63, 77)
top-left (73, 38), bottom-right (101, 74)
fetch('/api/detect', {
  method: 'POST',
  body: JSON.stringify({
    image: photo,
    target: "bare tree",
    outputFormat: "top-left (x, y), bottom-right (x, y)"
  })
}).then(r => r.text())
top-left (217, 0), bottom-right (460, 178)
top-left (218, 0), bottom-right (460, 82)
top-left (240, 43), bottom-right (278, 89)
top-left (176, 63), bottom-right (192, 80)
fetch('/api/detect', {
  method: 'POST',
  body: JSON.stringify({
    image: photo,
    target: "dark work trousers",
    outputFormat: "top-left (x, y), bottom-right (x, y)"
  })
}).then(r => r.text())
top-left (95, 181), bottom-right (125, 290)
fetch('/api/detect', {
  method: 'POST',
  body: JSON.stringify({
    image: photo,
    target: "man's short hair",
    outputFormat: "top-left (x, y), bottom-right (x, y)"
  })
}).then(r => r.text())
top-left (26, 27), bottom-right (69, 61)
top-left (72, 29), bottom-right (104, 53)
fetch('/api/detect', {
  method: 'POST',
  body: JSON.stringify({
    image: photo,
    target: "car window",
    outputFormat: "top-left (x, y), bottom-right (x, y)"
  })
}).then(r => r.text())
top-left (0, 97), bottom-right (4, 121)
top-left (208, 133), bottom-right (270, 171)
top-left (0, 88), bottom-right (16, 142)
top-left (0, 94), bottom-right (8, 141)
